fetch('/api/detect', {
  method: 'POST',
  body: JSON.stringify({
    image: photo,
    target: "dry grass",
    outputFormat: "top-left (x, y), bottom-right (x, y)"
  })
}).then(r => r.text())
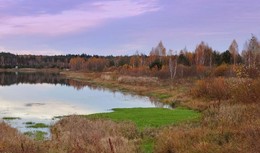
top-left (155, 76), bottom-right (260, 153)
top-left (0, 116), bottom-right (140, 153)
top-left (49, 116), bottom-right (140, 153)
top-left (117, 76), bottom-right (158, 85)
top-left (155, 103), bottom-right (260, 153)
top-left (0, 122), bottom-right (44, 153)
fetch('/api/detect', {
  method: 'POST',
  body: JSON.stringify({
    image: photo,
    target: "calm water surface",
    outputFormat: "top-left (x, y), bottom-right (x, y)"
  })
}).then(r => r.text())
top-left (0, 72), bottom-right (161, 137)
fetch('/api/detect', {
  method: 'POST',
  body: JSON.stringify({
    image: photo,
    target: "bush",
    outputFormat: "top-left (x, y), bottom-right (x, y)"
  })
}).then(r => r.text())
top-left (232, 78), bottom-right (260, 104)
top-left (196, 65), bottom-right (207, 77)
top-left (191, 79), bottom-right (209, 98)
top-left (245, 67), bottom-right (260, 78)
top-left (191, 77), bottom-right (231, 103)
top-left (213, 64), bottom-right (230, 76)
top-left (234, 65), bottom-right (260, 78)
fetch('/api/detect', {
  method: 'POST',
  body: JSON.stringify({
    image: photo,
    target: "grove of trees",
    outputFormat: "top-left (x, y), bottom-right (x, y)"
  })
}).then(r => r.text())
top-left (1, 35), bottom-right (260, 79)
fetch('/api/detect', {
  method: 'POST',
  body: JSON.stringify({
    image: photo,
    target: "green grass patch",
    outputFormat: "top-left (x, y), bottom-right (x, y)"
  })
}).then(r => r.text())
top-left (2, 117), bottom-right (21, 120)
top-left (24, 131), bottom-right (47, 141)
top-left (24, 121), bottom-right (35, 125)
top-left (87, 107), bottom-right (200, 129)
top-left (26, 123), bottom-right (49, 128)
top-left (87, 107), bottom-right (200, 152)
top-left (24, 131), bottom-right (34, 137)
top-left (141, 138), bottom-right (154, 153)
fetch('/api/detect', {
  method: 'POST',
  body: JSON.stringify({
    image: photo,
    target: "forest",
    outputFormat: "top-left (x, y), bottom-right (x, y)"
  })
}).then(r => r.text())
top-left (1, 35), bottom-right (260, 80)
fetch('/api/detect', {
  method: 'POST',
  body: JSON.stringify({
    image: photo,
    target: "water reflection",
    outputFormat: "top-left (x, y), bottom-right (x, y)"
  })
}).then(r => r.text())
top-left (0, 72), bottom-right (67, 86)
top-left (0, 72), bottom-right (164, 136)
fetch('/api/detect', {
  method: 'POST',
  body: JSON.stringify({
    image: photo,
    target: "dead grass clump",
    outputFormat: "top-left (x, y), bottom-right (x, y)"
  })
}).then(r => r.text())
top-left (117, 76), bottom-right (158, 85)
top-left (202, 104), bottom-right (257, 129)
top-left (49, 115), bottom-right (139, 153)
top-left (0, 122), bottom-right (45, 153)
top-left (100, 72), bottom-right (117, 81)
top-left (154, 126), bottom-right (240, 153)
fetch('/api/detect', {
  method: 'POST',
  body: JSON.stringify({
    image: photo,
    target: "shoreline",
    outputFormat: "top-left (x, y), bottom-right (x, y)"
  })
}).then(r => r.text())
top-left (0, 68), bottom-right (62, 73)
top-left (61, 71), bottom-right (194, 109)
top-left (0, 68), bottom-right (198, 109)
top-left (0, 68), bottom-right (199, 111)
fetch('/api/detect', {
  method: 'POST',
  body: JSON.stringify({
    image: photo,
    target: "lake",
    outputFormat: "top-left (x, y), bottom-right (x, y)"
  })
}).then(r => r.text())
top-left (0, 72), bottom-right (161, 137)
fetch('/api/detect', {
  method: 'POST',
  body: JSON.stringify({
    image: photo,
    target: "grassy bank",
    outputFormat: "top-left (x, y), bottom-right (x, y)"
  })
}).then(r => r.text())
top-left (87, 107), bottom-right (201, 152)
top-left (61, 71), bottom-right (260, 152)
top-left (61, 71), bottom-right (196, 109)
top-left (87, 107), bottom-right (200, 129)
top-left (0, 68), bottom-right (61, 73)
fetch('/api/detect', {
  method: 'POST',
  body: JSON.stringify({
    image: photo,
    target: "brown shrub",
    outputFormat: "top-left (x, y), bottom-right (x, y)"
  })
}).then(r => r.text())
top-left (232, 78), bottom-right (260, 104)
top-left (234, 65), bottom-right (260, 78)
top-left (196, 65), bottom-right (206, 76)
top-left (245, 67), bottom-right (260, 78)
top-left (213, 64), bottom-right (230, 76)
top-left (191, 77), bottom-right (231, 103)
top-left (191, 79), bottom-right (209, 97)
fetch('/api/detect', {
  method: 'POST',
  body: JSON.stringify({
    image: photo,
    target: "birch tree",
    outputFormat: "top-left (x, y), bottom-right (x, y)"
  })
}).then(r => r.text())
top-left (229, 39), bottom-right (239, 65)
top-left (168, 50), bottom-right (177, 79)
top-left (243, 35), bottom-right (260, 68)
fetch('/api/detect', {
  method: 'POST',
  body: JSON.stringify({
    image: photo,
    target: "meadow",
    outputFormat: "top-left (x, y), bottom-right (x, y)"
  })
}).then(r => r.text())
top-left (0, 69), bottom-right (259, 153)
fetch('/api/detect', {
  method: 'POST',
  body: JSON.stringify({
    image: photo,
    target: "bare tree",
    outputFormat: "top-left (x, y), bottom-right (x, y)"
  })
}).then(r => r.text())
top-left (150, 41), bottom-right (167, 62)
top-left (168, 50), bottom-right (177, 80)
top-left (195, 41), bottom-right (212, 67)
top-left (243, 35), bottom-right (260, 68)
top-left (229, 39), bottom-right (239, 65)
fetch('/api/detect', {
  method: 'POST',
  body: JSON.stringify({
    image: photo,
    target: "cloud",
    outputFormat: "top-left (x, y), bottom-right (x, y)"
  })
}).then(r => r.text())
top-left (11, 49), bottom-right (63, 55)
top-left (0, 0), bottom-right (160, 36)
top-left (0, 46), bottom-right (63, 55)
top-left (0, 0), bottom-right (14, 8)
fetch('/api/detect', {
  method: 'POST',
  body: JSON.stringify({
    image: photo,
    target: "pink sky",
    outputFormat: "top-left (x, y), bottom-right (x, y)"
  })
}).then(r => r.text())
top-left (0, 0), bottom-right (259, 55)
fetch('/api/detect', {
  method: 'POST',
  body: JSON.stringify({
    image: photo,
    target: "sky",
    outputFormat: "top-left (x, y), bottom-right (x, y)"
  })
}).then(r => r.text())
top-left (0, 0), bottom-right (259, 55)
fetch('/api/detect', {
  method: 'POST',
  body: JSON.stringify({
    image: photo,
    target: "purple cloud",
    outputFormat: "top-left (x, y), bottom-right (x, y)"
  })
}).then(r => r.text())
top-left (0, 0), bottom-right (160, 37)
top-left (0, 0), bottom-right (259, 55)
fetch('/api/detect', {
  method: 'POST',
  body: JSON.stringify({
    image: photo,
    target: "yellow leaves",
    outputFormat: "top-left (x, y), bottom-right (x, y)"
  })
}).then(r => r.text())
top-left (69, 57), bottom-right (85, 71)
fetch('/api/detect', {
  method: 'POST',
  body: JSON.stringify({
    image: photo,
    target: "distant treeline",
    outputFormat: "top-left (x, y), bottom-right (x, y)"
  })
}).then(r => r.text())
top-left (0, 53), bottom-right (77, 69)
top-left (1, 35), bottom-right (260, 78)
